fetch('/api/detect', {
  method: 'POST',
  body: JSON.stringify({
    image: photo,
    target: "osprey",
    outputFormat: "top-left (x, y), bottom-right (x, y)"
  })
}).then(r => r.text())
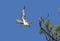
top-left (16, 6), bottom-right (32, 27)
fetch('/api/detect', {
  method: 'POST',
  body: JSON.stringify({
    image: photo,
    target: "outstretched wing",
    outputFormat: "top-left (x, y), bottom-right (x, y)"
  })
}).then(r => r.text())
top-left (16, 19), bottom-right (23, 24)
top-left (22, 6), bottom-right (26, 21)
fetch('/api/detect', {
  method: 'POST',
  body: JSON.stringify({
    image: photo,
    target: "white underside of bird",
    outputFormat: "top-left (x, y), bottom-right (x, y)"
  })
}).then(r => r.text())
top-left (16, 6), bottom-right (32, 26)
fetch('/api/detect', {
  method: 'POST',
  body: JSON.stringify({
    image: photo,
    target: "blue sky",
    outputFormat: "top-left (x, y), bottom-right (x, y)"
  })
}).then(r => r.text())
top-left (0, 0), bottom-right (60, 41)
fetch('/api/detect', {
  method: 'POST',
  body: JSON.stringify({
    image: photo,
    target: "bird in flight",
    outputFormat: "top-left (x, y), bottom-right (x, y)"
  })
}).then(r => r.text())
top-left (16, 6), bottom-right (32, 27)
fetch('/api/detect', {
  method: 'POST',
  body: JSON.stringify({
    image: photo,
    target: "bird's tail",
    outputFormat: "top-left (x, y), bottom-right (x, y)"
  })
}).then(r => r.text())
top-left (28, 21), bottom-right (32, 24)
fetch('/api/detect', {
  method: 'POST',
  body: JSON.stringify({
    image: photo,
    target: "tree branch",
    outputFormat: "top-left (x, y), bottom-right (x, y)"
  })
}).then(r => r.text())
top-left (41, 27), bottom-right (58, 41)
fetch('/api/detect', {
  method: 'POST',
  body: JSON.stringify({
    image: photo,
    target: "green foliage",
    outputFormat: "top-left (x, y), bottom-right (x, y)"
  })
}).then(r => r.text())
top-left (50, 33), bottom-right (57, 38)
top-left (55, 24), bottom-right (60, 36)
top-left (39, 17), bottom-right (59, 41)
top-left (45, 20), bottom-right (50, 28)
top-left (49, 25), bottom-right (53, 32)
top-left (40, 28), bottom-right (44, 34)
top-left (55, 24), bottom-right (60, 32)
